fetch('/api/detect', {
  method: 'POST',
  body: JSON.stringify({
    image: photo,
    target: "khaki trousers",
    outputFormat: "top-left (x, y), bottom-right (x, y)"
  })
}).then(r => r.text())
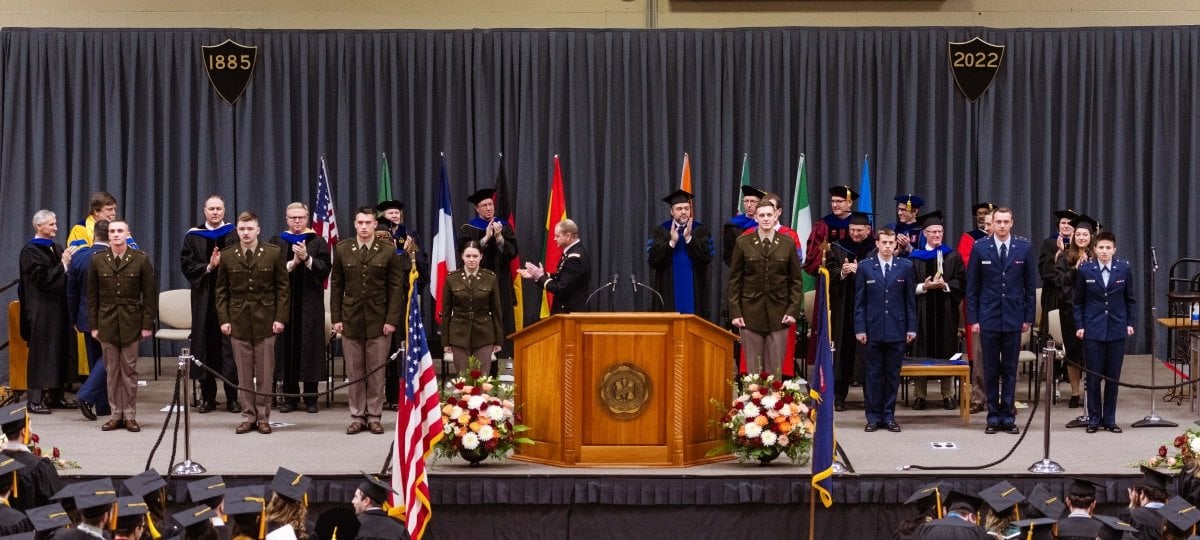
top-left (344, 334), bottom-right (390, 423)
top-left (450, 346), bottom-right (495, 376)
top-left (741, 328), bottom-right (789, 376)
top-left (101, 340), bottom-right (140, 420)
top-left (231, 336), bottom-right (276, 424)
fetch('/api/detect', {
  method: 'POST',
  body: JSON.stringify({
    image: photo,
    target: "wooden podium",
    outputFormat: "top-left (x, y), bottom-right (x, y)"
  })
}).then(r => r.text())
top-left (510, 313), bottom-right (736, 467)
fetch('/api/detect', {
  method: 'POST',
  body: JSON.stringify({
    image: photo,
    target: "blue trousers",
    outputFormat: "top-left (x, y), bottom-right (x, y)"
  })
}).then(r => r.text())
top-left (864, 341), bottom-right (905, 424)
top-left (981, 330), bottom-right (1020, 427)
top-left (1084, 338), bottom-right (1125, 427)
top-left (75, 334), bottom-right (111, 416)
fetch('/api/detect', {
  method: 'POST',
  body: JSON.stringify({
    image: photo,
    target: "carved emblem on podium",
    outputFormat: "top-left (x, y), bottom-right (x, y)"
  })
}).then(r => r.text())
top-left (598, 363), bottom-right (651, 420)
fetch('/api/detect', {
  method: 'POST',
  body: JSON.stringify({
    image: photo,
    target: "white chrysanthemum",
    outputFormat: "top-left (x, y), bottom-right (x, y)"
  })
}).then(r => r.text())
top-left (760, 430), bottom-right (778, 446)
top-left (783, 380), bottom-right (803, 392)
top-left (744, 422), bottom-right (763, 438)
top-left (760, 395), bottom-right (779, 410)
top-left (1190, 436), bottom-right (1200, 454)
top-left (449, 406), bottom-right (463, 418)
top-left (486, 405), bottom-right (507, 422)
top-left (461, 432), bottom-right (481, 450)
top-left (477, 425), bottom-right (495, 442)
top-left (742, 403), bottom-right (761, 418)
top-left (467, 396), bottom-right (487, 410)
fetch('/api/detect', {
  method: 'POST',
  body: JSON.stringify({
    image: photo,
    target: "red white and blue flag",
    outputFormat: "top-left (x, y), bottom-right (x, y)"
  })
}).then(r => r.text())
top-left (430, 154), bottom-right (457, 323)
top-left (391, 266), bottom-right (443, 540)
top-left (313, 155), bottom-right (339, 247)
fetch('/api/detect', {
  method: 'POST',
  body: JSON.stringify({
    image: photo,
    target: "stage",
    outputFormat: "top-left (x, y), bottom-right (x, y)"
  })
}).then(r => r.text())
top-left (16, 354), bottom-right (1196, 538)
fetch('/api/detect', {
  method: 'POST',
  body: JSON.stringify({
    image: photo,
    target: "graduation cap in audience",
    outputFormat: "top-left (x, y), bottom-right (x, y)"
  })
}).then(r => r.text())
top-left (374, 200), bottom-right (404, 213)
top-left (1069, 214), bottom-right (1099, 234)
top-left (1053, 209), bottom-right (1080, 221)
top-left (978, 480), bottom-right (1025, 519)
top-left (662, 189), bottom-right (694, 207)
top-left (740, 185), bottom-right (767, 200)
top-left (0, 454), bottom-right (25, 499)
top-left (358, 472), bottom-right (399, 506)
top-left (72, 478), bottom-right (118, 521)
top-left (894, 194), bottom-right (925, 212)
top-left (25, 503), bottom-right (71, 533)
top-left (1011, 517), bottom-right (1057, 540)
top-left (1025, 484), bottom-right (1066, 519)
top-left (915, 210), bottom-right (945, 230)
top-left (1137, 465), bottom-right (1174, 493)
top-left (943, 490), bottom-right (983, 515)
top-left (0, 402), bottom-right (29, 443)
top-left (848, 211), bottom-right (874, 227)
top-left (829, 185), bottom-right (858, 201)
top-left (466, 188), bottom-right (497, 206)
top-left (112, 495), bottom-right (151, 533)
top-left (269, 467), bottom-right (312, 505)
top-left (1067, 477), bottom-right (1104, 500)
top-left (1159, 496), bottom-right (1200, 536)
top-left (223, 485), bottom-right (268, 540)
top-left (171, 505), bottom-right (215, 533)
top-left (971, 202), bottom-right (996, 214)
top-left (123, 468), bottom-right (166, 499)
top-left (904, 482), bottom-right (948, 518)
top-left (186, 476), bottom-right (227, 507)
top-left (1093, 514), bottom-right (1138, 540)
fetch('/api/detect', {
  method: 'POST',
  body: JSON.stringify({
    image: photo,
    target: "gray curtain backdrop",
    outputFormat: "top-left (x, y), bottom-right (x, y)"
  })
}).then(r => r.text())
top-left (2, 27), bottom-right (1198, 355)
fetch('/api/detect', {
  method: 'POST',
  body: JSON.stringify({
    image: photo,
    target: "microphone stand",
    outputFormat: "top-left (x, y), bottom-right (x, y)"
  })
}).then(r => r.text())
top-left (585, 273), bottom-right (620, 308)
top-left (1135, 246), bottom-right (1177, 427)
top-left (629, 274), bottom-right (664, 307)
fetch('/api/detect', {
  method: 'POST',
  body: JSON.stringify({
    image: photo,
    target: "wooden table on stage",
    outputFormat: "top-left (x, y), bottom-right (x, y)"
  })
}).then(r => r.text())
top-left (901, 357), bottom-right (971, 425)
top-left (1157, 317), bottom-right (1200, 410)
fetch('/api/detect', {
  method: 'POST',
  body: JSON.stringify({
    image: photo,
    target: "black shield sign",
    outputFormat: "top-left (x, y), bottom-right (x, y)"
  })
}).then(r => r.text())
top-left (202, 39), bottom-right (258, 105)
top-left (948, 37), bottom-right (1004, 102)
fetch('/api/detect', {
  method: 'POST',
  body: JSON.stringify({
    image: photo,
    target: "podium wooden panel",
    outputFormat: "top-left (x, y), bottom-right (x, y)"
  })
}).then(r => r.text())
top-left (510, 313), bottom-right (736, 467)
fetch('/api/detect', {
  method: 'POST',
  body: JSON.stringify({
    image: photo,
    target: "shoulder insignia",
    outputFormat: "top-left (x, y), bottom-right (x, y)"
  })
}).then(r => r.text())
top-left (566, 253), bottom-right (582, 258)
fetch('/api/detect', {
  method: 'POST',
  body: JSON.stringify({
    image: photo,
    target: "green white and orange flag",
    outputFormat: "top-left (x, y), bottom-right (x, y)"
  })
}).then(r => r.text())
top-left (541, 155), bottom-right (568, 318)
top-left (792, 153), bottom-right (814, 292)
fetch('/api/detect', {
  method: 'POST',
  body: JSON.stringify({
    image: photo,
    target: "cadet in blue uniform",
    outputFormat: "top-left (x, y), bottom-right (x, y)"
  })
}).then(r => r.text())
top-left (965, 207), bottom-right (1037, 435)
top-left (1074, 230), bottom-right (1136, 433)
top-left (854, 228), bottom-right (916, 433)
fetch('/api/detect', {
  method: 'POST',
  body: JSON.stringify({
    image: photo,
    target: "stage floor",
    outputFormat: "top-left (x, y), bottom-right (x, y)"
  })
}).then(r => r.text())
top-left (16, 354), bottom-right (1195, 480)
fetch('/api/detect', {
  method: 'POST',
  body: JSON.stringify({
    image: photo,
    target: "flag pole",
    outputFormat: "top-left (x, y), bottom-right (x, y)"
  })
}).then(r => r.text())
top-left (808, 487), bottom-right (816, 540)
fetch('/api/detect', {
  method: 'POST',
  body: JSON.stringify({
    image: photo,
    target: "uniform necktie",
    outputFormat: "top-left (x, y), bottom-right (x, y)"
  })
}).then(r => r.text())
top-left (1102, 266), bottom-right (1110, 287)
top-left (1000, 243), bottom-right (1008, 265)
top-left (883, 262), bottom-right (890, 279)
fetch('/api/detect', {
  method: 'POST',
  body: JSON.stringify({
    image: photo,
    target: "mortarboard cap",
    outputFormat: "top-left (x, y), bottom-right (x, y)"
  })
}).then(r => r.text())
top-left (1138, 465), bottom-right (1174, 493)
top-left (1093, 514), bottom-right (1138, 540)
top-left (1025, 484), bottom-right (1066, 519)
top-left (269, 467), bottom-right (312, 504)
top-left (1053, 209), bottom-right (1080, 221)
top-left (466, 189), bottom-right (497, 206)
top-left (374, 200), bottom-right (404, 213)
top-left (0, 456), bottom-right (25, 477)
top-left (978, 480), bottom-right (1025, 517)
top-left (223, 485), bottom-right (267, 516)
top-left (662, 189), bottom-right (694, 206)
top-left (72, 478), bottom-right (118, 519)
top-left (904, 482), bottom-right (947, 518)
top-left (1068, 477), bottom-right (1102, 499)
top-left (943, 490), bottom-right (983, 514)
top-left (740, 185), bottom-right (767, 199)
top-left (848, 211), bottom-right (874, 227)
top-left (971, 202), bottom-right (996, 214)
top-left (1069, 214), bottom-right (1099, 234)
top-left (915, 210), bottom-right (945, 230)
top-left (114, 495), bottom-right (151, 518)
top-left (172, 505), bottom-right (215, 529)
top-left (186, 476), bottom-right (227, 506)
top-left (1011, 517), bottom-right (1058, 540)
top-left (1159, 496), bottom-right (1200, 534)
top-left (357, 472), bottom-right (398, 505)
top-left (829, 186), bottom-right (858, 201)
top-left (0, 402), bottom-right (27, 437)
top-left (894, 194), bottom-right (925, 211)
top-left (123, 468), bottom-right (166, 498)
top-left (25, 503), bottom-right (71, 532)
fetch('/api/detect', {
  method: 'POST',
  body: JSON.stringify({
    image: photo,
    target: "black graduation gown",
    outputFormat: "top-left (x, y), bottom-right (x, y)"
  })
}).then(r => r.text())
top-left (0, 503), bottom-right (33, 535)
top-left (647, 221), bottom-right (714, 320)
top-left (3, 449), bottom-right (63, 512)
top-left (355, 509), bottom-right (409, 540)
top-left (269, 233), bottom-right (332, 383)
top-left (179, 225), bottom-right (238, 372)
top-left (1120, 506), bottom-right (1164, 540)
top-left (722, 214), bottom-right (756, 267)
top-left (1055, 515), bottom-right (1103, 540)
top-left (456, 221), bottom-right (519, 347)
top-left (18, 240), bottom-right (75, 389)
top-left (1038, 235), bottom-right (1066, 337)
top-left (912, 516), bottom-right (990, 539)
top-left (910, 249), bottom-right (966, 358)
top-left (1053, 254), bottom-right (1088, 364)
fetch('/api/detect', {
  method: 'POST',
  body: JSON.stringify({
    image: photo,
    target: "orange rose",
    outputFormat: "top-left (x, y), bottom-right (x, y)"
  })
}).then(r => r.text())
top-left (754, 416), bottom-right (769, 427)
top-left (457, 414), bottom-right (471, 425)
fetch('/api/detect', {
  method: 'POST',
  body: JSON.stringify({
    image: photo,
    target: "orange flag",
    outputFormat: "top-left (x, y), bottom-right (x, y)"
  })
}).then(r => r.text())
top-left (541, 155), bottom-right (569, 318)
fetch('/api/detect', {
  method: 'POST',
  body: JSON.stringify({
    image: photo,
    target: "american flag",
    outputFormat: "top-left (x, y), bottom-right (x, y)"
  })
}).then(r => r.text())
top-left (391, 266), bottom-right (442, 540)
top-left (313, 155), bottom-right (339, 247)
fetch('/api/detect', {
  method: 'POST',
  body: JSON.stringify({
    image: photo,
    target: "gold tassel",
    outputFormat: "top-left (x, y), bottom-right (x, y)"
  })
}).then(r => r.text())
top-left (146, 514), bottom-right (161, 539)
top-left (331, 526), bottom-right (338, 540)
top-left (258, 507), bottom-right (266, 540)
top-left (11, 470), bottom-right (16, 499)
top-left (23, 414), bottom-right (29, 445)
top-left (933, 487), bottom-right (942, 519)
top-left (1013, 506), bottom-right (1019, 521)
top-left (109, 502), bottom-right (118, 530)
top-left (906, 196), bottom-right (913, 213)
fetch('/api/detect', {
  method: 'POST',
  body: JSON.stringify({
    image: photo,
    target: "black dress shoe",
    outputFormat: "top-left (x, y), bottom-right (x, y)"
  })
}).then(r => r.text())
top-left (1086, 425), bottom-right (1099, 433)
top-left (1068, 395), bottom-right (1081, 408)
top-left (912, 398), bottom-right (927, 410)
top-left (834, 399), bottom-right (846, 412)
top-left (864, 422), bottom-right (879, 432)
top-left (78, 400), bottom-right (97, 421)
top-left (985, 424), bottom-right (998, 434)
top-left (1106, 425), bottom-right (1123, 433)
top-left (197, 401), bottom-right (213, 414)
top-left (1003, 424), bottom-right (1020, 435)
top-left (45, 398), bottom-right (75, 409)
top-left (306, 404), bottom-right (319, 414)
top-left (943, 398), bottom-right (956, 410)
top-left (970, 403), bottom-right (985, 414)
top-left (227, 402), bottom-right (242, 414)
top-left (28, 403), bottom-right (51, 415)
top-left (886, 422), bottom-right (902, 433)
top-left (279, 403), bottom-right (296, 414)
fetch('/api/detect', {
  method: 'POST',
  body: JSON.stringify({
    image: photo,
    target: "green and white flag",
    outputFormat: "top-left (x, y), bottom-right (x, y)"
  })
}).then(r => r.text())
top-left (792, 153), bottom-right (814, 291)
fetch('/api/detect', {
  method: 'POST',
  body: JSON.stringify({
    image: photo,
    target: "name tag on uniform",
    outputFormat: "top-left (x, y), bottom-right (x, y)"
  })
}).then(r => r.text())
top-left (866, 280), bottom-right (876, 284)
top-left (982, 261), bottom-right (992, 265)
top-left (1115, 279), bottom-right (1125, 284)
top-left (1086, 279), bottom-right (1096, 283)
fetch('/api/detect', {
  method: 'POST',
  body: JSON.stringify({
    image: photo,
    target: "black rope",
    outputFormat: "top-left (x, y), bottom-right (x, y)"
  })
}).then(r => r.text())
top-left (145, 366), bottom-right (184, 471)
top-left (188, 351), bottom-right (399, 399)
top-left (1057, 354), bottom-right (1198, 390)
top-left (0, 278), bottom-right (20, 295)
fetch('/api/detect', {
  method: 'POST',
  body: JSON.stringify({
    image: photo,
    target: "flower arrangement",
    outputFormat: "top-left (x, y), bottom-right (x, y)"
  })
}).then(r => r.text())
top-left (0, 432), bottom-right (81, 470)
top-left (434, 359), bottom-right (531, 465)
top-left (710, 372), bottom-right (814, 464)
top-left (1141, 427), bottom-right (1200, 470)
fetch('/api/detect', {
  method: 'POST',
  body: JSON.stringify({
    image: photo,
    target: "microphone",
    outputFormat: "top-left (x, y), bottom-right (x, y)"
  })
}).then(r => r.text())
top-left (611, 274), bottom-right (619, 294)
top-left (1151, 246), bottom-right (1159, 271)
top-left (629, 274), bottom-right (638, 293)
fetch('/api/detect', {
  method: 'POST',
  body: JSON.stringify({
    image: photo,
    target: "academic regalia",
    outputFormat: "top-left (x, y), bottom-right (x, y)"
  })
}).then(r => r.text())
top-left (891, 194), bottom-right (926, 256)
top-left (722, 214), bottom-right (757, 267)
top-left (910, 244), bottom-right (965, 359)
top-left (1121, 505), bottom-right (1165, 540)
top-left (824, 231), bottom-right (875, 401)
top-left (17, 238), bottom-right (76, 392)
top-left (456, 217), bottom-right (519, 348)
top-left (179, 223), bottom-right (239, 397)
top-left (912, 516), bottom-right (990, 539)
top-left (0, 503), bottom-right (32, 536)
top-left (356, 509), bottom-right (409, 540)
top-left (269, 231), bottom-right (332, 389)
top-left (1056, 515), bottom-right (1103, 539)
top-left (648, 219), bottom-right (714, 319)
top-left (804, 213), bottom-right (855, 276)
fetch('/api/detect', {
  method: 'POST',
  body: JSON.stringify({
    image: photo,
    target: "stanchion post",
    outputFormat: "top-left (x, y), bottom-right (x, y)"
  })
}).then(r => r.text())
top-left (171, 347), bottom-right (207, 475)
top-left (1135, 253), bottom-right (1177, 427)
top-left (1029, 339), bottom-right (1065, 473)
